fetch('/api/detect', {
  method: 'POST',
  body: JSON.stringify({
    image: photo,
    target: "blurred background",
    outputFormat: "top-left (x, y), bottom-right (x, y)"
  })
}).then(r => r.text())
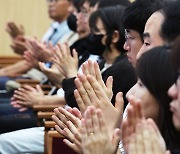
top-left (0, 0), bottom-right (51, 56)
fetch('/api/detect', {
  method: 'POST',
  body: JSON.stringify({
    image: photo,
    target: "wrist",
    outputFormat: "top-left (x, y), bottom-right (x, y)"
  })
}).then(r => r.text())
top-left (66, 70), bottom-right (78, 78)
top-left (38, 95), bottom-right (44, 105)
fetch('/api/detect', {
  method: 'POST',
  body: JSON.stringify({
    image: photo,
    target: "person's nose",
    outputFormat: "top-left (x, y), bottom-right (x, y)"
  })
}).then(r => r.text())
top-left (123, 41), bottom-right (130, 51)
top-left (168, 84), bottom-right (178, 99)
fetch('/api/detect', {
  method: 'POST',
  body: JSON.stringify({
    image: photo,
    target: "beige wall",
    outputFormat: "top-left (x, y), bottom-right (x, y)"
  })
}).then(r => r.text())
top-left (0, 0), bottom-right (51, 56)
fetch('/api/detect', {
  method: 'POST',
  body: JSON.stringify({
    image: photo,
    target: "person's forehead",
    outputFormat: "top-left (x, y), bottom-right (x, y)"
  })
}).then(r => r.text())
top-left (145, 12), bottom-right (164, 32)
top-left (126, 29), bottom-right (140, 35)
top-left (81, 1), bottom-right (90, 10)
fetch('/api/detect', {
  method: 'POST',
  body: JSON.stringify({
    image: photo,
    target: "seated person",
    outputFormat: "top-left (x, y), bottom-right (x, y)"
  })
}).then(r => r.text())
top-left (0, 3), bottom-right (136, 154)
top-left (0, 0), bottom-right (77, 133)
top-left (53, 46), bottom-right (180, 154)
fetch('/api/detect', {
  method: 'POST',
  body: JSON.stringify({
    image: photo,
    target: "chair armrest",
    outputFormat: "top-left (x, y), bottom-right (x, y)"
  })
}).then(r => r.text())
top-left (15, 79), bottom-right (40, 86)
top-left (48, 130), bottom-right (63, 138)
top-left (34, 105), bottom-right (60, 127)
top-left (37, 111), bottom-right (54, 119)
top-left (37, 112), bottom-right (54, 126)
top-left (32, 104), bottom-right (60, 112)
top-left (45, 121), bottom-right (56, 129)
top-left (0, 56), bottom-right (22, 68)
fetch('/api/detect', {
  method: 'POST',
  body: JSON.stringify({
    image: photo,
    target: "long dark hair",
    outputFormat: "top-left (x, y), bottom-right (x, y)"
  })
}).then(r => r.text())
top-left (89, 5), bottom-right (126, 53)
top-left (171, 36), bottom-right (180, 73)
top-left (136, 46), bottom-right (180, 150)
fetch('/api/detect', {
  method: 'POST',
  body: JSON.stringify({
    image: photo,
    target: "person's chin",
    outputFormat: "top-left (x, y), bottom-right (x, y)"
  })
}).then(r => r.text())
top-left (127, 56), bottom-right (132, 63)
top-left (49, 11), bottom-right (56, 17)
top-left (173, 115), bottom-right (180, 131)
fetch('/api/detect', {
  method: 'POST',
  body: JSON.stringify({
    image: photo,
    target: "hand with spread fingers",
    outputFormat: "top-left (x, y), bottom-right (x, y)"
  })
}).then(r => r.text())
top-left (10, 96), bottom-right (28, 112)
top-left (11, 85), bottom-right (44, 109)
top-left (81, 60), bottom-right (113, 100)
top-left (6, 21), bottom-right (27, 55)
top-left (39, 62), bottom-right (65, 88)
top-left (121, 95), bottom-right (168, 154)
top-left (23, 50), bottom-right (39, 69)
top-left (74, 73), bottom-right (124, 136)
top-left (128, 119), bottom-right (169, 154)
top-left (52, 43), bottom-right (78, 78)
top-left (26, 38), bottom-right (54, 62)
top-left (52, 107), bottom-right (82, 153)
top-left (10, 36), bottom-right (27, 55)
top-left (6, 21), bottom-right (24, 39)
top-left (122, 95), bottom-right (145, 152)
top-left (81, 106), bottom-right (121, 154)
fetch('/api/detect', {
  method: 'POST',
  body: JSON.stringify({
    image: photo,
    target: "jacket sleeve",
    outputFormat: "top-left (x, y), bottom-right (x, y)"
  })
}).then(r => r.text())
top-left (102, 58), bottom-right (137, 109)
top-left (62, 77), bottom-right (79, 108)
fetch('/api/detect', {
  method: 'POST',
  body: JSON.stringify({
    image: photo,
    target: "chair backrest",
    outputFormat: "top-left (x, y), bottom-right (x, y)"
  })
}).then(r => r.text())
top-left (0, 56), bottom-right (22, 68)
top-left (46, 130), bottom-right (78, 154)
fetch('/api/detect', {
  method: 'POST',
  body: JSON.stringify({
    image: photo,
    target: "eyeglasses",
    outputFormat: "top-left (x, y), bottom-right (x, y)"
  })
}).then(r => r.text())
top-left (125, 29), bottom-right (141, 44)
top-left (125, 34), bottom-right (141, 40)
top-left (79, 8), bottom-right (90, 18)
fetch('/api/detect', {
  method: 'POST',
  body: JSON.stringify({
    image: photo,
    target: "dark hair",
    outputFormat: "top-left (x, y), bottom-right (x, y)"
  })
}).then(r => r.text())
top-left (98, 0), bottom-right (130, 8)
top-left (73, 0), bottom-right (83, 12)
top-left (161, 0), bottom-right (180, 43)
top-left (89, 0), bottom-right (100, 7)
top-left (89, 5), bottom-right (126, 53)
top-left (171, 36), bottom-right (180, 73)
top-left (79, 0), bottom-right (100, 8)
top-left (122, 0), bottom-right (162, 36)
top-left (136, 46), bottom-right (180, 150)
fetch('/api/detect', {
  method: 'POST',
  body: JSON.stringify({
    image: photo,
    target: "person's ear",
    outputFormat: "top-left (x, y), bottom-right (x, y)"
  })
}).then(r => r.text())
top-left (112, 30), bottom-right (119, 43)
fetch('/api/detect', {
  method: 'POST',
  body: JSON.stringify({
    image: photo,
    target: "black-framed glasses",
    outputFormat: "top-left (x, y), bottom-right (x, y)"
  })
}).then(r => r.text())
top-left (125, 29), bottom-right (141, 44)
top-left (125, 34), bottom-right (141, 40)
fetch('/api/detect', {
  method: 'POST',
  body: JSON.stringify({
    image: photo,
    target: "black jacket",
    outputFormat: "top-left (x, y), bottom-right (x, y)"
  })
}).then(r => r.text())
top-left (62, 53), bottom-right (137, 109)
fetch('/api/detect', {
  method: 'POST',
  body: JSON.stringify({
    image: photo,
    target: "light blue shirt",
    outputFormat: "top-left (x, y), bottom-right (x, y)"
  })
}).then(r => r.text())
top-left (42, 20), bottom-right (71, 45)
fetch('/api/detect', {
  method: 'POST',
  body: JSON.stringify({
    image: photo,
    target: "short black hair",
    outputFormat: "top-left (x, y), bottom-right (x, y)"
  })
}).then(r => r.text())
top-left (122, 0), bottom-right (162, 35)
top-left (136, 46), bottom-right (180, 150)
top-left (73, 0), bottom-right (83, 12)
top-left (89, 5), bottom-right (126, 53)
top-left (89, 0), bottom-right (100, 7)
top-left (98, 0), bottom-right (130, 8)
top-left (79, 0), bottom-right (100, 8)
top-left (161, 0), bottom-right (180, 42)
